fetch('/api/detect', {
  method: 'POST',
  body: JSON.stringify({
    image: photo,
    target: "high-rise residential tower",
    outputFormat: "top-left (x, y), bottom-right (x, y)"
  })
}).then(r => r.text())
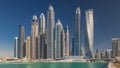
top-left (14, 37), bottom-right (18, 58)
top-left (18, 25), bottom-right (25, 59)
top-left (40, 13), bottom-right (45, 34)
top-left (112, 38), bottom-right (120, 58)
top-left (23, 40), bottom-right (26, 58)
top-left (38, 13), bottom-right (46, 59)
top-left (26, 36), bottom-right (31, 59)
top-left (47, 5), bottom-right (55, 59)
top-left (85, 9), bottom-right (94, 58)
top-left (55, 20), bottom-right (63, 59)
top-left (65, 26), bottom-right (70, 56)
top-left (72, 37), bottom-right (74, 56)
top-left (31, 15), bottom-right (39, 59)
top-left (61, 30), bottom-right (65, 57)
top-left (74, 7), bottom-right (81, 56)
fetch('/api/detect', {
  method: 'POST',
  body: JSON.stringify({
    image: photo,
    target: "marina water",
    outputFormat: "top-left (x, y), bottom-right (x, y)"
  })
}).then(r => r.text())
top-left (0, 62), bottom-right (108, 68)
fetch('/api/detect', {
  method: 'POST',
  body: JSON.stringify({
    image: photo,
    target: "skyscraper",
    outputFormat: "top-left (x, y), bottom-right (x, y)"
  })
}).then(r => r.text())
top-left (72, 37), bottom-right (74, 56)
top-left (40, 13), bottom-right (45, 34)
top-left (31, 15), bottom-right (39, 59)
top-left (112, 38), bottom-right (120, 58)
top-left (18, 25), bottom-right (25, 59)
top-left (55, 20), bottom-right (63, 59)
top-left (65, 26), bottom-right (70, 56)
top-left (39, 13), bottom-right (46, 59)
top-left (23, 40), bottom-right (26, 58)
top-left (85, 9), bottom-right (94, 58)
top-left (14, 37), bottom-right (18, 58)
top-left (61, 30), bottom-right (65, 57)
top-left (74, 7), bottom-right (81, 56)
top-left (26, 36), bottom-right (31, 59)
top-left (47, 5), bottom-right (55, 59)
top-left (37, 32), bottom-right (41, 59)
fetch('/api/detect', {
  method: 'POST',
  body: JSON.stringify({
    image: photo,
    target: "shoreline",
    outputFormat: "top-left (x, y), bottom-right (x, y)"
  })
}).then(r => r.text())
top-left (0, 61), bottom-right (108, 63)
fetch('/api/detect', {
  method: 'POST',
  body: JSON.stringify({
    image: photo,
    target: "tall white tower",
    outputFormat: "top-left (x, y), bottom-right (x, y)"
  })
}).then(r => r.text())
top-left (38, 13), bottom-right (46, 59)
top-left (47, 5), bottom-right (55, 59)
top-left (14, 37), bottom-right (18, 58)
top-left (85, 9), bottom-right (94, 58)
top-left (55, 19), bottom-right (63, 58)
top-left (40, 13), bottom-right (45, 34)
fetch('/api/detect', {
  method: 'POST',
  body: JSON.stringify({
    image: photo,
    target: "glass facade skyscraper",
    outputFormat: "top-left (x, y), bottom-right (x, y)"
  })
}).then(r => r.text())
top-left (61, 30), bottom-right (65, 57)
top-left (14, 37), bottom-right (18, 58)
top-left (74, 7), bottom-right (81, 56)
top-left (18, 25), bottom-right (25, 59)
top-left (40, 13), bottom-right (45, 34)
top-left (39, 13), bottom-right (46, 59)
top-left (55, 20), bottom-right (63, 59)
top-left (85, 9), bottom-right (94, 58)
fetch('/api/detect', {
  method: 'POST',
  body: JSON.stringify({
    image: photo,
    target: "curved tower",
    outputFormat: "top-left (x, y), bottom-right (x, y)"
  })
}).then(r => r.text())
top-left (85, 9), bottom-right (94, 58)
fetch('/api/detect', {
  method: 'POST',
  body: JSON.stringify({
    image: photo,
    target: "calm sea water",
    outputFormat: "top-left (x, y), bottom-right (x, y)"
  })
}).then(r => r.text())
top-left (0, 62), bottom-right (108, 68)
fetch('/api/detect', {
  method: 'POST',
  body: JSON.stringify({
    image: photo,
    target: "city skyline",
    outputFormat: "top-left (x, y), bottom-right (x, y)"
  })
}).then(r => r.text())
top-left (0, 0), bottom-right (120, 58)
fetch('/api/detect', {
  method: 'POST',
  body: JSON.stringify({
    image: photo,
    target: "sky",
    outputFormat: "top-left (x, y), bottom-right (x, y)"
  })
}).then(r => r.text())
top-left (0, 0), bottom-right (120, 58)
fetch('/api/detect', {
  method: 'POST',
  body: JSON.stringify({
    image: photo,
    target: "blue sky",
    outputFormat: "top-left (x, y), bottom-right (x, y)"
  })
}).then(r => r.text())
top-left (0, 0), bottom-right (120, 58)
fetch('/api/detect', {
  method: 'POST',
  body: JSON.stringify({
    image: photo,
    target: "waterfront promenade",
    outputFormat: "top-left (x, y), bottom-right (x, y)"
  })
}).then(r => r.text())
top-left (108, 62), bottom-right (120, 68)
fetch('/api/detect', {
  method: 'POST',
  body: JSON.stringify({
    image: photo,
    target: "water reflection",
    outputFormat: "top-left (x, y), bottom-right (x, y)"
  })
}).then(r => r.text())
top-left (25, 64), bottom-right (32, 68)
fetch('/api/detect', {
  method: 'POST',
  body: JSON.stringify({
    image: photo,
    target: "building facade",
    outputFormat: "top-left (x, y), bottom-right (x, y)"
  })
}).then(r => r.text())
top-left (95, 48), bottom-right (100, 58)
top-left (72, 37), bottom-right (74, 56)
top-left (26, 36), bottom-right (31, 59)
top-left (65, 26), bottom-right (70, 56)
top-left (14, 37), bottom-right (18, 58)
top-left (106, 49), bottom-right (112, 59)
top-left (100, 50), bottom-right (106, 58)
top-left (39, 13), bottom-right (46, 59)
top-left (85, 9), bottom-right (94, 58)
top-left (74, 7), bottom-right (81, 56)
top-left (18, 25), bottom-right (25, 59)
top-left (61, 30), bottom-right (65, 57)
top-left (47, 5), bottom-right (55, 59)
top-left (31, 15), bottom-right (39, 59)
top-left (55, 20), bottom-right (63, 59)
top-left (112, 38), bottom-right (120, 58)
